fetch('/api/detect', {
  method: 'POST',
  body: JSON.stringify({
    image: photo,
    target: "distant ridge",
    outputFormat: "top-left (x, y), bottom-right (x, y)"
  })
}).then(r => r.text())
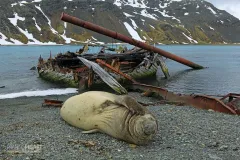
top-left (0, 0), bottom-right (240, 45)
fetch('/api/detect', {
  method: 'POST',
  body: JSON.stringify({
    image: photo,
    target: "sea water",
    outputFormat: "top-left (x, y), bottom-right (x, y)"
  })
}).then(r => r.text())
top-left (0, 45), bottom-right (239, 99)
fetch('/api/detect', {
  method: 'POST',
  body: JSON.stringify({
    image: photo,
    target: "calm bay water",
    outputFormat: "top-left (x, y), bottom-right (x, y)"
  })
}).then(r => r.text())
top-left (0, 45), bottom-right (239, 99)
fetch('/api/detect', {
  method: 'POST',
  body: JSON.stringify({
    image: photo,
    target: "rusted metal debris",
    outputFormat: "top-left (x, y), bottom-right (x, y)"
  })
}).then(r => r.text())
top-left (220, 93), bottom-right (240, 113)
top-left (42, 99), bottom-right (63, 107)
top-left (61, 12), bottom-right (204, 69)
top-left (131, 83), bottom-right (240, 115)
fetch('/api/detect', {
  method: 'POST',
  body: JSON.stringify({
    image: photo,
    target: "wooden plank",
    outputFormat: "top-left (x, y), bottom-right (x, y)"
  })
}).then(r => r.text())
top-left (156, 55), bottom-right (170, 79)
top-left (78, 57), bottom-right (128, 94)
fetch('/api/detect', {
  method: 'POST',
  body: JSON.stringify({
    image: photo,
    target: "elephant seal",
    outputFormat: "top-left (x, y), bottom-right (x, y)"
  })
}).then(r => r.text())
top-left (60, 91), bottom-right (158, 145)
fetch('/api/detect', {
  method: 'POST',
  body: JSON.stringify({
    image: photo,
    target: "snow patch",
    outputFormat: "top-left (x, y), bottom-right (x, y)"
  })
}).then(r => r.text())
top-left (172, 41), bottom-right (179, 44)
top-left (158, 10), bottom-right (171, 17)
top-left (123, 22), bottom-right (143, 41)
top-left (11, 3), bottom-right (17, 7)
top-left (61, 22), bottom-right (76, 44)
top-left (92, 36), bottom-right (97, 41)
top-left (167, 0), bottom-right (182, 5)
top-left (136, 9), bottom-right (157, 20)
top-left (182, 32), bottom-right (198, 43)
top-left (114, 0), bottom-right (122, 7)
top-left (179, 25), bottom-right (185, 28)
top-left (207, 6), bottom-right (217, 15)
top-left (149, 25), bottom-right (155, 29)
top-left (32, 17), bottom-right (41, 31)
top-left (114, 0), bottom-right (147, 8)
top-left (19, 1), bottom-right (28, 6)
top-left (130, 19), bottom-right (138, 29)
top-left (0, 33), bottom-right (14, 45)
top-left (64, 22), bottom-right (67, 29)
top-left (209, 26), bottom-right (214, 30)
top-left (9, 38), bottom-right (23, 45)
top-left (95, 41), bottom-right (105, 45)
top-left (184, 12), bottom-right (189, 16)
top-left (123, 12), bottom-right (134, 17)
top-left (156, 9), bottom-right (181, 23)
top-left (8, 13), bottom-right (25, 26)
top-left (32, 0), bottom-right (42, 2)
top-left (126, 0), bottom-right (147, 8)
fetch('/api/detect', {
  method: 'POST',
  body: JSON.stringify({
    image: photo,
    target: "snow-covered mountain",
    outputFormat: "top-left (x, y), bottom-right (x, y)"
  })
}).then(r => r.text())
top-left (0, 0), bottom-right (240, 45)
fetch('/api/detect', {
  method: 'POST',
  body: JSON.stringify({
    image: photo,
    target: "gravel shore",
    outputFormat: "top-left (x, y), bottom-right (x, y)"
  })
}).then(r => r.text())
top-left (0, 93), bottom-right (240, 160)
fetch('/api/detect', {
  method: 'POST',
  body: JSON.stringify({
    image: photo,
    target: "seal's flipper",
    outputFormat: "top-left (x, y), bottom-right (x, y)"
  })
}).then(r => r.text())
top-left (116, 95), bottom-right (146, 115)
top-left (82, 129), bottom-right (99, 134)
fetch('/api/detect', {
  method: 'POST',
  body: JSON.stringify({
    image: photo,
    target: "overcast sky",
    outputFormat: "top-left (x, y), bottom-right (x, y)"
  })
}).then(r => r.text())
top-left (206, 0), bottom-right (240, 19)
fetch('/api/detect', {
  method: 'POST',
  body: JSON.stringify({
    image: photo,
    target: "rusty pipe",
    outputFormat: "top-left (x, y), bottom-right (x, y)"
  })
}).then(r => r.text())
top-left (61, 13), bottom-right (204, 69)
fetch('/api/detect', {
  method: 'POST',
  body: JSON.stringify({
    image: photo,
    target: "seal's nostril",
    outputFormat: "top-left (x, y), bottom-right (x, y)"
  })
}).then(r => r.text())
top-left (144, 123), bottom-right (156, 135)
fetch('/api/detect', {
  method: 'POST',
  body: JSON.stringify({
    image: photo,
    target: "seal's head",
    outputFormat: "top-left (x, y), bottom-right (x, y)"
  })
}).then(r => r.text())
top-left (129, 114), bottom-right (158, 145)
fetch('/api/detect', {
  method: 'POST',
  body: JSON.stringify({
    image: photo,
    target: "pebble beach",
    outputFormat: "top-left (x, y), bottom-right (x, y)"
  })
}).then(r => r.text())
top-left (0, 92), bottom-right (239, 160)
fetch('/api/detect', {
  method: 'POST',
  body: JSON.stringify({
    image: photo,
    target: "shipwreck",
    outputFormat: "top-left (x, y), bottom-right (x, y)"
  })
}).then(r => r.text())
top-left (38, 46), bottom-right (161, 89)
top-left (39, 13), bottom-right (240, 116)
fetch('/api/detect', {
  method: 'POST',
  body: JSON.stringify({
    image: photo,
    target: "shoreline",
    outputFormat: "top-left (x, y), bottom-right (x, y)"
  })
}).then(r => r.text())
top-left (0, 93), bottom-right (239, 159)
